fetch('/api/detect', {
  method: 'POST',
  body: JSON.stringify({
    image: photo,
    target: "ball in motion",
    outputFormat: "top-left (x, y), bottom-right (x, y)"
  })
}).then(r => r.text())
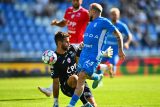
top-left (42, 50), bottom-right (57, 65)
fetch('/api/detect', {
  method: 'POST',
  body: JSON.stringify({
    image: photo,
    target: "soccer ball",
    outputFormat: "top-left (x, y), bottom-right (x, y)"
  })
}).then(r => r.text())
top-left (42, 50), bottom-right (57, 65)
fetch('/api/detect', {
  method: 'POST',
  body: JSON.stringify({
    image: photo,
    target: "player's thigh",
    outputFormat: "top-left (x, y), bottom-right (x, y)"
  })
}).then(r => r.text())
top-left (77, 56), bottom-right (86, 72)
top-left (67, 74), bottom-right (78, 88)
top-left (60, 81), bottom-right (75, 97)
top-left (82, 59), bottom-right (99, 76)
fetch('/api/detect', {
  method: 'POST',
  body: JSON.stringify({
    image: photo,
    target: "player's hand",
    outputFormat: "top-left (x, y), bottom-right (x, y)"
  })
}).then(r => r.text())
top-left (102, 46), bottom-right (113, 58)
top-left (118, 50), bottom-right (125, 60)
top-left (78, 42), bottom-right (84, 50)
top-left (124, 42), bottom-right (129, 49)
top-left (51, 20), bottom-right (58, 26)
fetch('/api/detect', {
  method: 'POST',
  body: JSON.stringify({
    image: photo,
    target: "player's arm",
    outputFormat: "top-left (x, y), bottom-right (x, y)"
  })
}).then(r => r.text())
top-left (113, 29), bottom-right (125, 60)
top-left (51, 19), bottom-right (67, 27)
top-left (124, 33), bottom-right (132, 49)
top-left (51, 8), bottom-right (69, 27)
top-left (123, 24), bottom-right (132, 49)
top-left (53, 78), bottom-right (59, 107)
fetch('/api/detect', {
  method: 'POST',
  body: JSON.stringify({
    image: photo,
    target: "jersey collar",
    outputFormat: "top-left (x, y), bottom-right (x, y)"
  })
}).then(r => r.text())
top-left (73, 6), bottom-right (82, 13)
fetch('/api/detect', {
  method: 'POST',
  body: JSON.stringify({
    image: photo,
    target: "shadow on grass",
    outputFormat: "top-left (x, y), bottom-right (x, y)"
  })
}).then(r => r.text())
top-left (0, 98), bottom-right (49, 102)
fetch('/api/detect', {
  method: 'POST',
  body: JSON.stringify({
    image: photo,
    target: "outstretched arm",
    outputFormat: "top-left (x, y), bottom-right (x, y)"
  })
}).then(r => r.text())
top-left (51, 19), bottom-right (67, 27)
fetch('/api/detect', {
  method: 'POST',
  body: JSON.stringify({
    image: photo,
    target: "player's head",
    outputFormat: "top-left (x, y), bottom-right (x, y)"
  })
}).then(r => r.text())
top-left (89, 3), bottom-right (103, 21)
top-left (55, 31), bottom-right (70, 51)
top-left (110, 8), bottom-right (120, 22)
top-left (72, 0), bottom-right (83, 10)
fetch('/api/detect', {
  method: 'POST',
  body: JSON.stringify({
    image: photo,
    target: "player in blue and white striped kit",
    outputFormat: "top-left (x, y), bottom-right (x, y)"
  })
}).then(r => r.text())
top-left (67, 3), bottom-right (125, 107)
top-left (101, 8), bottom-right (132, 77)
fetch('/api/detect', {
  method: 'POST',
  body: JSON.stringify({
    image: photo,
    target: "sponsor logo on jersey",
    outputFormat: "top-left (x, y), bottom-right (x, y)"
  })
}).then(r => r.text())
top-left (67, 63), bottom-right (76, 73)
top-left (94, 23), bottom-right (97, 27)
top-left (67, 58), bottom-right (71, 63)
top-left (84, 33), bottom-right (99, 39)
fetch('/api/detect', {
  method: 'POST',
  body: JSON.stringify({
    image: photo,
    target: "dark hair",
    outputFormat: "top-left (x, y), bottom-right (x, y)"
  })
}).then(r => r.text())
top-left (54, 31), bottom-right (70, 45)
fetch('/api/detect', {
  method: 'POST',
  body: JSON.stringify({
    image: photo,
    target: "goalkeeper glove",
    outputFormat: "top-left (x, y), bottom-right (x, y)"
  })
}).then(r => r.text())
top-left (102, 46), bottom-right (113, 58)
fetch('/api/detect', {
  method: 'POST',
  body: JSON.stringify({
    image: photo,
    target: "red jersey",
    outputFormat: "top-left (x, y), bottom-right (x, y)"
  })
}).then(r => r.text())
top-left (64, 6), bottom-right (89, 44)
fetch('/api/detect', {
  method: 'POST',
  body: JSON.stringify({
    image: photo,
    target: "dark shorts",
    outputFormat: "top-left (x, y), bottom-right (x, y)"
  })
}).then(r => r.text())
top-left (60, 81), bottom-right (93, 99)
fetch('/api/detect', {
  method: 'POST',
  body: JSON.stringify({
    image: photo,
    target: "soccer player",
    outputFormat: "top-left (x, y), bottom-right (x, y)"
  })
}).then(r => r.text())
top-left (51, 0), bottom-right (89, 45)
top-left (38, 0), bottom-right (89, 97)
top-left (67, 3), bottom-right (125, 107)
top-left (101, 7), bottom-right (132, 77)
top-left (46, 31), bottom-right (96, 107)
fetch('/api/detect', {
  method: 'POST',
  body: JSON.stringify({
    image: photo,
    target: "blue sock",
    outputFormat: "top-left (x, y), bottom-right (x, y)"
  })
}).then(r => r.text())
top-left (69, 94), bottom-right (80, 106)
top-left (97, 69), bottom-right (103, 74)
top-left (91, 73), bottom-right (100, 80)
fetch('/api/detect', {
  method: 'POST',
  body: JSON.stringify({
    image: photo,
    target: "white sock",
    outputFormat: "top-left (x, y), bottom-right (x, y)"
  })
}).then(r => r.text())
top-left (99, 64), bottom-right (108, 71)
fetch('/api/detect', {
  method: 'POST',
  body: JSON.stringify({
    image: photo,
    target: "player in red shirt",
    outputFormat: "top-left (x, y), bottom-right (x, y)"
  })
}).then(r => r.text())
top-left (51, 0), bottom-right (89, 45)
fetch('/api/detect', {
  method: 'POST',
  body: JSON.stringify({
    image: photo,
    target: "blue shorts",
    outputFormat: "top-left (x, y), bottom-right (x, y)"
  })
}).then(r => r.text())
top-left (101, 44), bottom-right (119, 71)
top-left (77, 54), bottom-right (100, 76)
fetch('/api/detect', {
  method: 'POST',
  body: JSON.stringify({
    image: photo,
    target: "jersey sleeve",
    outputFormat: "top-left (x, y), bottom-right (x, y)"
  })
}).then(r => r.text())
top-left (70, 45), bottom-right (82, 57)
top-left (102, 19), bottom-right (116, 33)
top-left (50, 65), bottom-right (59, 79)
top-left (76, 48), bottom-right (82, 57)
top-left (122, 23), bottom-right (131, 37)
top-left (64, 8), bottom-right (69, 20)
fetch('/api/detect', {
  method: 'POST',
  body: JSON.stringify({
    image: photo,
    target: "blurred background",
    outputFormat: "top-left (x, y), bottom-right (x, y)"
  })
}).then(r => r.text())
top-left (0, 0), bottom-right (159, 77)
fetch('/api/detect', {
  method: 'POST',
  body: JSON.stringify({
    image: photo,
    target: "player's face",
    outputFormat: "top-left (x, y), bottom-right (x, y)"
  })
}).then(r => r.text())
top-left (89, 7), bottom-right (94, 21)
top-left (110, 11), bottom-right (119, 21)
top-left (72, 0), bottom-right (82, 9)
top-left (61, 37), bottom-right (70, 51)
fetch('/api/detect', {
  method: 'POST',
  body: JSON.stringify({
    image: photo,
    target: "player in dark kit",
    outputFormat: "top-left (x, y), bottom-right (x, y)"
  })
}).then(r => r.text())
top-left (49, 31), bottom-right (97, 107)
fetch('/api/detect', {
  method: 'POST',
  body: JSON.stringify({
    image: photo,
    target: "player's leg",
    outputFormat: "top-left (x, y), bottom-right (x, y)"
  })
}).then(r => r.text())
top-left (67, 74), bottom-right (78, 88)
top-left (66, 75), bottom-right (93, 106)
top-left (83, 82), bottom-right (97, 107)
top-left (98, 62), bottom-right (114, 77)
top-left (38, 84), bottom-right (53, 97)
top-left (68, 71), bottom-right (87, 107)
top-left (86, 60), bottom-right (104, 89)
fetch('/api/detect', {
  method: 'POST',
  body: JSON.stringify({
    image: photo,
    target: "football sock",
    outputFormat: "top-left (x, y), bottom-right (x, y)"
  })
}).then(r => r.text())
top-left (97, 64), bottom-right (108, 72)
top-left (91, 73), bottom-right (101, 80)
top-left (80, 93), bottom-right (88, 105)
top-left (69, 94), bottom-right (80, 106)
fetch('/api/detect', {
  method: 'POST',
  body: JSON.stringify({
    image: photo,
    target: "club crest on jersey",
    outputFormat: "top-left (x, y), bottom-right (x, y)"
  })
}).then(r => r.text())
top-left (71, 14), bottom-right (75, 19)
top-left (94, 23), bottom-right (97, 27)
top-left (67, 58), bottom-right (71, 63)
top-left (76, 13), bottom-right (81, 17)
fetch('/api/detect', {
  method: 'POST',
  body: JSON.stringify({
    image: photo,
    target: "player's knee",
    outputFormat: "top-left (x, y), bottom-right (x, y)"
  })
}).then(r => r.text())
top-left (86, 97), bottom-right (97, 107)
top-left (79, 71), bottom-right (87, 79)
top-left (67, 74), bottom-right (78, 88)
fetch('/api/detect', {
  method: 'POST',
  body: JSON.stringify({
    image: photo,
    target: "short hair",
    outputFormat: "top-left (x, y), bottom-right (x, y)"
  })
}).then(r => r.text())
top-left (110, 7), bottom-right (120, 16)
top-left (54, 31), bottom-right (70, 45)
top-left (90, 3), bottom-right (103, 13)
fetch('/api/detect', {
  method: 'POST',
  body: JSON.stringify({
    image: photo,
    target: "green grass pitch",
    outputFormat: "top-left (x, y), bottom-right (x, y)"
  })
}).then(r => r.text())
top-left (0, 75), bottom-right (160, 107)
